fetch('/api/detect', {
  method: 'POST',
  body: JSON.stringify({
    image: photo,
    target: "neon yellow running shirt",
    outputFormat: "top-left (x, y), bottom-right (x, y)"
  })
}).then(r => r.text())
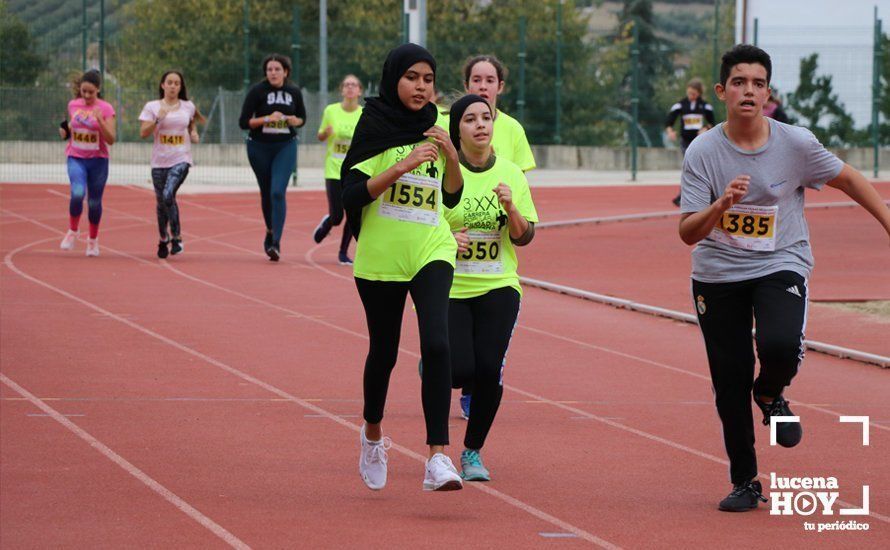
top-left (435, 107), bottom-right (449, 131)
top-left (444, 156), bottom-right (538, 299)
top-left (318, 102), bottom-right (363, 179)
top-left (353, 142), bottom-right (456, 281)
top-left (491, 110), bottom-right (536, 172)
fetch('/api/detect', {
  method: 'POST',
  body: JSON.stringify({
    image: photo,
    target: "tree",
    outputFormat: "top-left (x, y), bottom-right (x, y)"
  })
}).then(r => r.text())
top-left (0, 1), bottom-right (46, 85)
top-left (614, 0), bottom-right (676, 146)
top-left (656, 0), bottom-right (736, 131)
top-left (786, 53), bottom-right (856, 147)
top-left (427, 0), bottom-right (620, 145)
top-left (864, 32), bottom-right (890, 145)
top-left (116, 0), bottom-right (401, 92)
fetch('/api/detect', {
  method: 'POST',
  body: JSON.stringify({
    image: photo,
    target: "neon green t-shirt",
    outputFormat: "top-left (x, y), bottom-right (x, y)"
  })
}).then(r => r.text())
top-left (444, 156), bottom-right (538, 299)
top-left (491, 109), bottom-right (536, 172)
top-left (318, 103), bottom-right (363, 179)
top-left (352, 142), bottom-right (456, 281)
top-left (435, 107), bottom-right (449, 131)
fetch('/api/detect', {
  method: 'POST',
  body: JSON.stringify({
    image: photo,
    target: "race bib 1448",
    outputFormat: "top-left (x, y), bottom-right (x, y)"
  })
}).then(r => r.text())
top-left (71, 129), bottom-right (99, 150)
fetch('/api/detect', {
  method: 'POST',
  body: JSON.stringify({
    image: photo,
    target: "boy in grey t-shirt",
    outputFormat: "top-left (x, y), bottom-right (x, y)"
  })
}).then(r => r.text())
top-left (679, 45), bottom-right (890, 513)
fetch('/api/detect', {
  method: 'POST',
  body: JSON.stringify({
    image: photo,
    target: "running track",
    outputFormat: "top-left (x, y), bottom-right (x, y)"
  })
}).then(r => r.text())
top-left (1, 183), bottom-right (887, 548)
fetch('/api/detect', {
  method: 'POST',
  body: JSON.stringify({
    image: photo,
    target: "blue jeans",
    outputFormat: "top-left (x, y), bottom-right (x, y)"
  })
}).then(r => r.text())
top-left (67, 156), bottom-right (109, 225)
top-left (246, 138), bottom-right (296, 244)
top-left (151, 162), bottom-right (190, 240)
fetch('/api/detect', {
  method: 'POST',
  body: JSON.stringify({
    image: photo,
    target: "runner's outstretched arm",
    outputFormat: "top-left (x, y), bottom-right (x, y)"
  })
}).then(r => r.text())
top-left (825, 164), bottom-right (890, 245)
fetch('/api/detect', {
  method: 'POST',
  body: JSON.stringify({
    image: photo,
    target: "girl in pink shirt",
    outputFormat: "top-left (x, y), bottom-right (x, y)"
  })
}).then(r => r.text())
top-left (139, 71), bottom-right (203, 258)
top-left (59, 70), bottom-right (116, 256)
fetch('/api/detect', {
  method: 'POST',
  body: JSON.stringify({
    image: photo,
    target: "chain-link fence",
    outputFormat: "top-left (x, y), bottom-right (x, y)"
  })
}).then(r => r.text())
top-left (2, 0), bottom-right (886, 187)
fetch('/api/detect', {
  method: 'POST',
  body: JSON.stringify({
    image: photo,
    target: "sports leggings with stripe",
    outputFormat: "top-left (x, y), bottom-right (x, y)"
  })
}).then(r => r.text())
top-left (693, 270), bottom-right (807, 484)
top-left (355, 260), bottom-right (454, 446)
top-left (449, 286), bottom-right (520, 450)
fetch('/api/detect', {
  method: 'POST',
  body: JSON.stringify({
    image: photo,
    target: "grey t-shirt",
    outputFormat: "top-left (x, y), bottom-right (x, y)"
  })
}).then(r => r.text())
top-left (680, 118), bottom-right (844, 283)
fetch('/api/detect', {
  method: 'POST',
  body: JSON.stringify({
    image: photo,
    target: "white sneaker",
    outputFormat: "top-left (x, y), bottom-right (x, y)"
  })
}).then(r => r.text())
top-left (60, 230), bottom-right (78, 250)
top-left (423, 453), bottom-right (463, 492)
top-left (85, 238), bottom-right (99, 257)
top-left (359, 425), bottom-right (391, 490)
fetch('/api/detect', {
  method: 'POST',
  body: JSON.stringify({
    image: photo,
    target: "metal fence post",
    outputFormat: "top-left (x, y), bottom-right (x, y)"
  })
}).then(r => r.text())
top-left (403, 13), bottom-right (409, 44)
top-left (555, 1), bottom-right (563, 144)
top-left (82, 0), bottom-right (88, 70)
top-left (243, 0), bottom-right (250, 89)
top-left (99, 0), bottom-right (105, 76)
top-left (753, 17), bottom-right (759, 47)
top-left (873, 8), bottom-right (882, 177)
top-left (292, 4), bottom-right (303, 186)
top-left (220, 87), bottom-right (227, 144)
top-left (292, 5), bottom-right (301, 84)
top-left (712, 0), bottom-right (719, 89)
top-left (518, 16), bottom-right (527, 125)
top-left (631, 19), bottom-right (640, 181)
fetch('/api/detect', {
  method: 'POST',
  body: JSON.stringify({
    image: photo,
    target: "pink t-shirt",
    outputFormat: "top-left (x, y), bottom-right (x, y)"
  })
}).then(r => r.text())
top-left (65, 98), bottom-right (116, 159)
top-left (138, 99), bottom-right (196, 168)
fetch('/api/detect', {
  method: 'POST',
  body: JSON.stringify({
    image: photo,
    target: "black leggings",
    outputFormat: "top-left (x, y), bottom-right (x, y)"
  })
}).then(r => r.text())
top-left (355, 261), bottom-right (454, 445)
top-left (151, 162), bottom-right (189, 240)
top-left (450, 287), bottom-right (520, 450)
top-left (324, 178), bottom-right (352, 254)
top-left (693, 270), bottom-right (808, 484)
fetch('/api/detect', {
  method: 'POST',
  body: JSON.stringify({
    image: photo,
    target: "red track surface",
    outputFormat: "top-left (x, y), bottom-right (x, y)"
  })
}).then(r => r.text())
top-left (1, 183), bottom-right (888, 548)
top-left (526, 184), bottom-right (890, 356)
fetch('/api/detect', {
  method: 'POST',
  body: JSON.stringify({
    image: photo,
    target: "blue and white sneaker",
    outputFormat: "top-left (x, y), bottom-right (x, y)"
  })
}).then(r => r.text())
top-left (460, 449), bottom-right (490, 481)
top-left (459, 394), bottom-right (471, 420)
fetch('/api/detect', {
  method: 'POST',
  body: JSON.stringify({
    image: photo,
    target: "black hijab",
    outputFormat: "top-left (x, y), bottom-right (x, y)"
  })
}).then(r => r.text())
top-left (340, 43), bottom-right (438, 181)
top-left (447, 94), bottom-right (490, 152)
top-left (340, 44), bottom-right (439, 238)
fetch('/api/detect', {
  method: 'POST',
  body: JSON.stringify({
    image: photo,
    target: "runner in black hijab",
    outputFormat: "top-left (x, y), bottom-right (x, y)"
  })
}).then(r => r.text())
top-left (343, 44), bottom-right (465, 493)
top-left (341, 43), bottom-right (440, 237)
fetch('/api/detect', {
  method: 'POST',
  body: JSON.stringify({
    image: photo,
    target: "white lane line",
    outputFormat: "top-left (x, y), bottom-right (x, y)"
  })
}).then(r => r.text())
top-left (3, 237), bottom-right (619, 549)
top-left (516, 324), bottom-right (890, 433)
top-left (1, 373), bottom-right (251, 550)
top-left (300, 243), bottom-right (890, 524)
top-left (302, 240), bottom-right (890, 433)
top-left (13, 200), bottom-right (888, 530)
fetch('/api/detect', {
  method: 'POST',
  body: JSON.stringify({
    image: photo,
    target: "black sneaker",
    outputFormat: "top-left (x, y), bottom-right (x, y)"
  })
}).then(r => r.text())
top-left (264, 231), bottom-right (273, 251)
top-left (719, 480), bottom-right (767, 512)
top-left (170, 238), bottom-right (183, 255)
top-left (266, 242), bottom-right (280, 262)
top-left (672, 194), bottom-right (681, 207)
top-left (157, 240), bottom-right (169, 259)
top-left (313, 215), bottom-right (331, 243)
top-left (755, 395), bottom-right (803, 448)
top-left (338, 251), bottom-right (353, 265)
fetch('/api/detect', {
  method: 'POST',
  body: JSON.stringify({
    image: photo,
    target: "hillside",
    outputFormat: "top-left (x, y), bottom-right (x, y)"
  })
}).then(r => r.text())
top-left (8, 0), bottom-right (131, 56)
